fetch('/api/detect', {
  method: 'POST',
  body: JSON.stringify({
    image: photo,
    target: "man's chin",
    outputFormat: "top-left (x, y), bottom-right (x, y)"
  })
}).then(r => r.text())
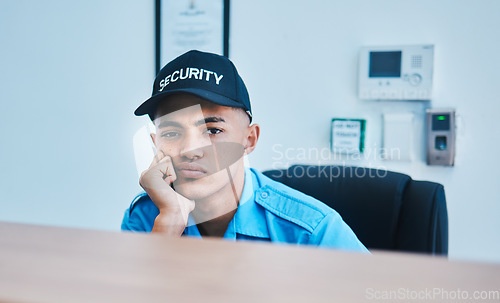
top-left (173, 181), bottom-right (213, 201)
top-left (172, 169), bottom-right (229, 200)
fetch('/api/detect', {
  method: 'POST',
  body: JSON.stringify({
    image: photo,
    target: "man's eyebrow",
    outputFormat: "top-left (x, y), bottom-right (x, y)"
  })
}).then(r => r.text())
top-left (195, 116), bottom-right (226, 126)
top-left (157, 120), bottom-right (182, 129)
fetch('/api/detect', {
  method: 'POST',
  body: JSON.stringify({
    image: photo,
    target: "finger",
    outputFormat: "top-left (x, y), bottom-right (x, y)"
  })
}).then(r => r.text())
top-left (155, 155), bottom-right (176, 184)
top-left (149, 152), bottom-right (163, 169)
top-left (140, 155), bottom-right (171, 188)
top-left (149, 148), bottom-right (169, 169)
top-left (167, 156), bottom-right (177, 182)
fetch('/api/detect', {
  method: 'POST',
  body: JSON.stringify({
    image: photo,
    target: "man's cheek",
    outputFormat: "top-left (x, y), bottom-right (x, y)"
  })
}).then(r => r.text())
top-left (158, 145), bottom-right (178, 158)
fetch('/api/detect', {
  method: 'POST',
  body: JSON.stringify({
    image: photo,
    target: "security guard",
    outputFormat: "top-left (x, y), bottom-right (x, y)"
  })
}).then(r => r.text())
top-left (122, 50), bottom-right (368, 252)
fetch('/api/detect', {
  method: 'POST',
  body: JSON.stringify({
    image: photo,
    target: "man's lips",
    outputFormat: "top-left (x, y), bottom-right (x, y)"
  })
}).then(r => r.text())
top-left (175, 162), bottom-right (208, 179)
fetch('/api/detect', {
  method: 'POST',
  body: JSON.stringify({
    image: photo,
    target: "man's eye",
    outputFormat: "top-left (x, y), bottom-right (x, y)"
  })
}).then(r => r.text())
top-left (205, 128), bottom-right (223, 135)
top-left (161, 131), bottom-right (180, 138)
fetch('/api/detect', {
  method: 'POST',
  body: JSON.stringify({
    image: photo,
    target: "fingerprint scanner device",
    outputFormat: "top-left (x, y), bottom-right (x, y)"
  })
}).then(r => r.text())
top-left (358, 45), bottom-right (434, 100)
top-left (426, 109), bottom-right (455, 166)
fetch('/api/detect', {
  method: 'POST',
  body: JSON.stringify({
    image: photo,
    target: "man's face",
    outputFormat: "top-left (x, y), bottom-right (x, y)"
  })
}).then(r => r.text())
top-left (152, 94), bottom-right (251, 201)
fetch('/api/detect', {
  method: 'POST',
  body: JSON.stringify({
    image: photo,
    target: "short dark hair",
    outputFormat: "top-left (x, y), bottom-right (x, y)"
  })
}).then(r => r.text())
top-left (233, 107), bottom-right (251, 126)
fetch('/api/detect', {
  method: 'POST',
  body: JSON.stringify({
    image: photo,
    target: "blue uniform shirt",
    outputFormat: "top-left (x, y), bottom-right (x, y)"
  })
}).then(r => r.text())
top-left (122, 168), bottom-right (368, 252)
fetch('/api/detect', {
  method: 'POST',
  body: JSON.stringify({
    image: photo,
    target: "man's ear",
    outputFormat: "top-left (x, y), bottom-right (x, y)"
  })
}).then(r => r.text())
top-left (244, 124), bottom-right (260, 155)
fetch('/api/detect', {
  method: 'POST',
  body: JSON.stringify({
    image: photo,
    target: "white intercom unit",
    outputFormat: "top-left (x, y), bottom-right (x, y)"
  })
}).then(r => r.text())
top-left (426, 109), bottom-right (456, 166)
top-left (358, 45), bottom-right (434, 100)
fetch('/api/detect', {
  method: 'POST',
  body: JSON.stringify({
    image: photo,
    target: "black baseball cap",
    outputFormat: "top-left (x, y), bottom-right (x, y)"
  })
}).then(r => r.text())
top-left (135, 50), bottom-right (252, 121)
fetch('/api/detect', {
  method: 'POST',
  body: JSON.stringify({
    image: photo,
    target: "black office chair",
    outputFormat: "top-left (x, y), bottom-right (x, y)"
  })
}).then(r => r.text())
top-left (263, 165), bottom-right (448, 255)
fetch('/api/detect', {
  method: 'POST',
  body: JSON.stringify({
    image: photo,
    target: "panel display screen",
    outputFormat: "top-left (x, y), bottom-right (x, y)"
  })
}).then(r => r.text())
top-left (432, 114), bottom-right (450, 131)
top-left (369, 51), bottom-right (402, 78)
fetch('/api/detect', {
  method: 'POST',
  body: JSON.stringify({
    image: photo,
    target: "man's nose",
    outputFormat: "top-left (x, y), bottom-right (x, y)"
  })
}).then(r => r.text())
top-left (179, 129), bottom-right (211, 159)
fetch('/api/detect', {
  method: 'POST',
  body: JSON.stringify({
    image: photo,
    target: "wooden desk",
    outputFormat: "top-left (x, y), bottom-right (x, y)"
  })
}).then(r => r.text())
top-left (0, 221), bottom-right (498, 303)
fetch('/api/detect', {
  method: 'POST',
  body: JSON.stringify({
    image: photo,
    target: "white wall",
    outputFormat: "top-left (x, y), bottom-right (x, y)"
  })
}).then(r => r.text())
top-left (1, 0), bottom-right (498, 264)
top-left (0, 0), bottom-right (153, 230)
top-left (231, 0), bottom-right (500, 263)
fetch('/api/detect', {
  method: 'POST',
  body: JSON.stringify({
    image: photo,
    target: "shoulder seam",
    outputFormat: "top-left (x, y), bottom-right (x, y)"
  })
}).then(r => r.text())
top-left (257, 186), bottom-right (329, 233)
top-left (265, 185), bottom-right (329, 216)
top-left (305, 212), bottom-right (340, 245)
top-left (255, 170), bottom-right (329, 216)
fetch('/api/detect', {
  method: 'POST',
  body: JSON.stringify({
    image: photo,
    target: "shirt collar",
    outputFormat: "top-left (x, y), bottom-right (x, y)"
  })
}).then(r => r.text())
top-left (183, 215), bottom-right (201, 237)
top-left (238, 166), bottom-right (254, 207)
top-left (232, 167), bottom-right (270, 239)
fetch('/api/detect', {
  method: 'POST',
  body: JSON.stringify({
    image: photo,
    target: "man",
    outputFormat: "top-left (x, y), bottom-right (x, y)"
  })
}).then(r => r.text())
top-left (122, 50), bottom-right (368, 252)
